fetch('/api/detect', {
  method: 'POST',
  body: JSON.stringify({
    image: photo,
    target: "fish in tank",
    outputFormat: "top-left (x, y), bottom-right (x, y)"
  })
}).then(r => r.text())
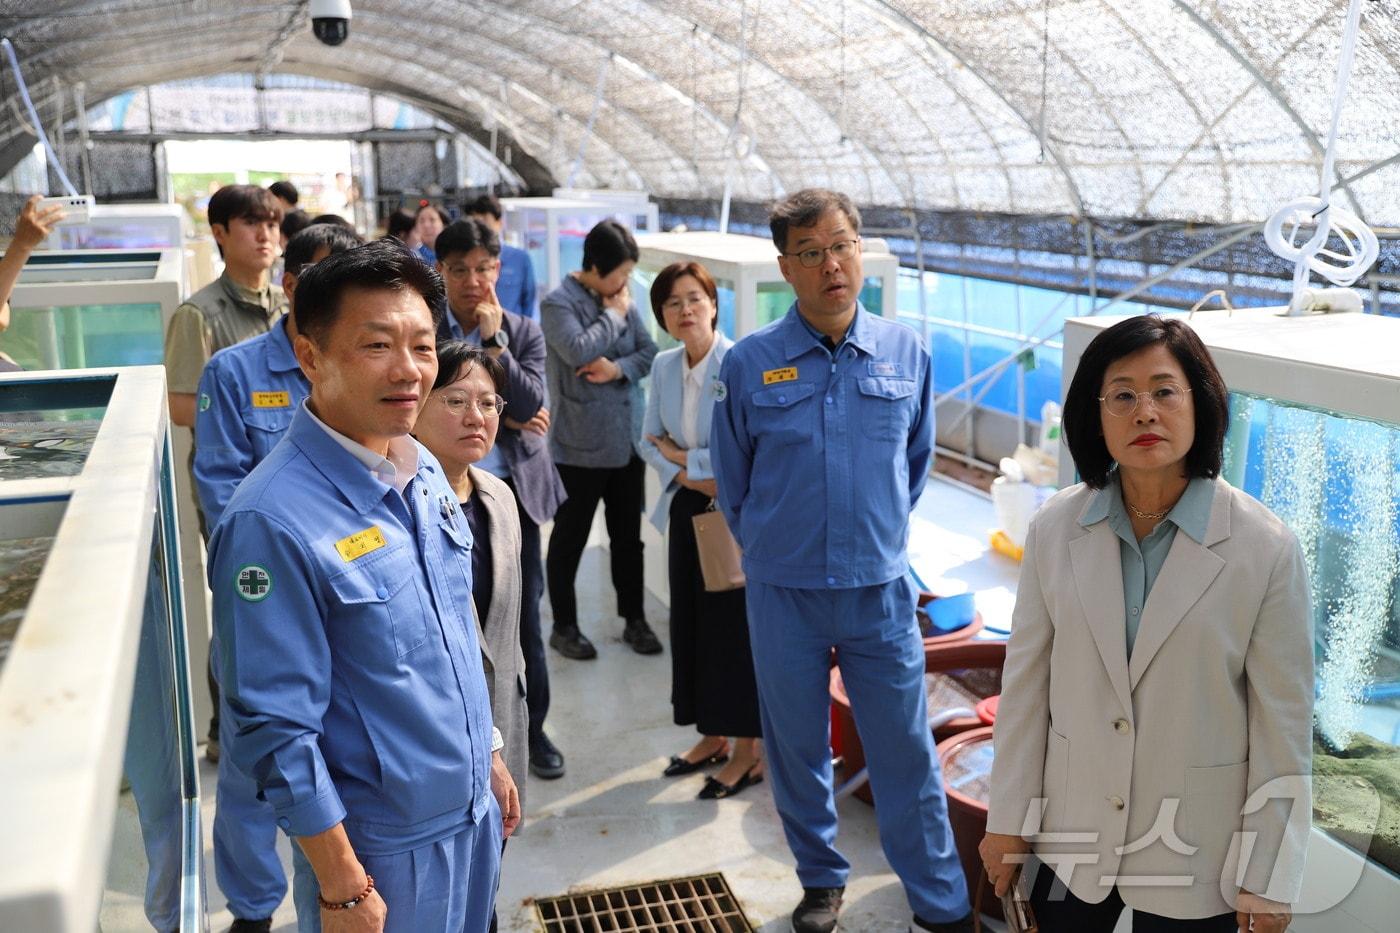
top-left (0, 419), bottom-right (100, 480)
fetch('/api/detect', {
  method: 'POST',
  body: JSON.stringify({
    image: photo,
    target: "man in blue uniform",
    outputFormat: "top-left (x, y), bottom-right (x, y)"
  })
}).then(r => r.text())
top-left (193, 223), bottom-right (362, 932)
top-left (208, 240), bottom-right (519, 933)
top-left (464, 194), bottom-right (538, 320)
top-left (710, 189), bottom-right (972, 933)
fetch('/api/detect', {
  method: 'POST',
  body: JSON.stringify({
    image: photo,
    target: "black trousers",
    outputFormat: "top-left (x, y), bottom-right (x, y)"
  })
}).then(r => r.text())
top-left (503, 477), bottom-right (551, 744)
top-left (546, 457), bottom-right (646, 631)
top-left (1027, 858), bottom-right (1237, 932)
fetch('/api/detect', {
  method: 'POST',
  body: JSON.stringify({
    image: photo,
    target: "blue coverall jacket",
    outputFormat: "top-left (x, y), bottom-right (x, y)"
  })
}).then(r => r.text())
top-left (207, 406), bottom-right (495, 856)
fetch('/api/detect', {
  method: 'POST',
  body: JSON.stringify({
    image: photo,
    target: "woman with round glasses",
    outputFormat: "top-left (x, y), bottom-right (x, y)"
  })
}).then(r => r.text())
top-left (639, 261), bottom-right (765, 799)
top-left (413, 341), bottom-right (526, 847)
top-left (980, 315), bottom-right (1312, 933)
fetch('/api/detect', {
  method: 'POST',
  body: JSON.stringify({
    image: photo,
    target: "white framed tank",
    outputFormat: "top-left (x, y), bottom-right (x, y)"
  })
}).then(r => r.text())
top-left (633, 231), bottom-right (900, 344)
top-left (2, 249), bottom-right (183, 372)
top-left (42, 202), bottom-right (190, 252)
top-left (1061, 308), bottom-right (1400, 933)
top-left (0, 366), bottom-right (204, 932)
top-left (500, 195), bottom-right (654, 294)
top-left (550, 187), bottom-right (659, 234)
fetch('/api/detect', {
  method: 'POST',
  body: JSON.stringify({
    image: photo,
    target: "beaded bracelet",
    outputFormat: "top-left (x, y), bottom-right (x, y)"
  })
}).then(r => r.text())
top-left (317, 874), bottom-right (375, 911)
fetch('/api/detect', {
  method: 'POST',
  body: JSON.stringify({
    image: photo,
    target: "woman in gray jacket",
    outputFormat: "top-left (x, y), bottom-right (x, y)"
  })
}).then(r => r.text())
top-left (540, 220), bottom-right (660, 660)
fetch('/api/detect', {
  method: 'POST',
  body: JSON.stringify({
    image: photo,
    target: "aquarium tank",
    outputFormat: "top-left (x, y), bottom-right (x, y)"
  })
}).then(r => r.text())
top-left (1224, 391), bottom-right (1400, 876)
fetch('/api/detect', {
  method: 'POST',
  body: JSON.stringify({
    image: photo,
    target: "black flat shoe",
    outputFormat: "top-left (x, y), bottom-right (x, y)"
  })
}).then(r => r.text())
top-left (662, 750), bottom-right (729, 777)
top-left (697, 766), bottom-right (764, 799)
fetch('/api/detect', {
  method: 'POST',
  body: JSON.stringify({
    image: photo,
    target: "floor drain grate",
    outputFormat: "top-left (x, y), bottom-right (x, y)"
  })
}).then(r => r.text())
top-left (534, 872), bottom-right (754, 932)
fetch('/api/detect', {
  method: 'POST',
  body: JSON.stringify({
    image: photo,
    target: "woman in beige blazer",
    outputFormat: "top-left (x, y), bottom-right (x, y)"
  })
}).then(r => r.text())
top-left (980, 316), bottom-right (1312, 932)
top-left (414, 342), bottom-right (528, 837)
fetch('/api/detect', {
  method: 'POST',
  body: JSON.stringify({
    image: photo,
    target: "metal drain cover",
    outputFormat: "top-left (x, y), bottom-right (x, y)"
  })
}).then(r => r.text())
top-left (534, 873), bottom-right (754, 931)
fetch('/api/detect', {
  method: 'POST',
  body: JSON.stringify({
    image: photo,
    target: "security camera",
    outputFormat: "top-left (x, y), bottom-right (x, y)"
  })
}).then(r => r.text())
top-left (310, 0), bottom-right (352, 46)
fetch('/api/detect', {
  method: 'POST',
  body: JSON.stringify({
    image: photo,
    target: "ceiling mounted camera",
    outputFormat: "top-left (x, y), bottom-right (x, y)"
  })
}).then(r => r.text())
top-left (310, 0), bottom-right (352, 46)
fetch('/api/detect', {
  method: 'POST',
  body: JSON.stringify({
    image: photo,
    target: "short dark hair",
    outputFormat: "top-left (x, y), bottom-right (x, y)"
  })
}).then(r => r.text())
top-left (268, 180), bottom-right (299, 205)
top-left (462, 194), bottom-right (502, 221)
top-left (435, 219), bottom-right (500, 264)
top-left (1062, 315), bottom-right (1229, 489)
top-left (284, 223), bottom-right (365, 276)
top-left (649, 261), bottom-right (719, 332)
top-left (433, 340), bottom-right (507, 393)
top-left (386, 209), bottom-right (416, 241)
top-left (309, 213), bottom-right (353, 228)
top-left (582, 219), bottom-right (638, 276)
top-left (769, 188), bottom-right (861, 252)
top-left (280, 209), bottom-right (313, 241)
top-left (294, 239), bottom-right (445, 346)
top-left (209, 184), bottom-right (283, 231)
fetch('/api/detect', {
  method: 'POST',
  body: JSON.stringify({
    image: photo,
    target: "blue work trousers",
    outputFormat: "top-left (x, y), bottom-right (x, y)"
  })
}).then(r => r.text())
top-left (290, 796), bottom-right (503, 933)
top-left (214, 710), bottom-right (288, 920)
top-left (746, 577), bottom-right (970, 923)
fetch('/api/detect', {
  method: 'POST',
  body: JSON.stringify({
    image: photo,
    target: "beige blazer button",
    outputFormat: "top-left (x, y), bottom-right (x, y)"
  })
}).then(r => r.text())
top-left (1113, 718), bottom-right (1130, 734)
top-left (1109, 795), bottom-right (1125, 810)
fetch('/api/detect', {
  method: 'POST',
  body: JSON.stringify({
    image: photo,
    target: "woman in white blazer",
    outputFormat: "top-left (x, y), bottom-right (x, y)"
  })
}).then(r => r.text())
top-left (638, 261), bottom-right (764, 800)
top-left (980, 316), bottom-right (1312, 933)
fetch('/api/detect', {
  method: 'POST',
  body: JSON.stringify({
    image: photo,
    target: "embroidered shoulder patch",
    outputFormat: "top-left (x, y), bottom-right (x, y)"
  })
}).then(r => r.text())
top-left (235, 565), bottom-right (272, 602)
top-left (710, 378), bottom-right (727, 402)
top-left (198, 393), bottom-right (211, 412)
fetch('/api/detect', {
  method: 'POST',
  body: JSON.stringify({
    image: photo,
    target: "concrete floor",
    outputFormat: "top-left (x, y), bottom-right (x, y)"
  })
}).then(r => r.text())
top-left (101, 476), bottom-right (1016, 932)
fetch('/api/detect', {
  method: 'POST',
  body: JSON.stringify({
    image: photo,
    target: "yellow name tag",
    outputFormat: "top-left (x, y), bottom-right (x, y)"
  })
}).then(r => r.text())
top-left (335, 526), bottom-right (386, 562)
top-left (762, 367), bottom-right (798, 385)
top-left (251, 391), bottom-right (291, 408)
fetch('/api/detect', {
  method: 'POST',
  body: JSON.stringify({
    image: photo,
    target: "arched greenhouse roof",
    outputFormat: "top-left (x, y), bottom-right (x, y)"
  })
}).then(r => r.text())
top-left (3, 0), bottom-right (1400, 223)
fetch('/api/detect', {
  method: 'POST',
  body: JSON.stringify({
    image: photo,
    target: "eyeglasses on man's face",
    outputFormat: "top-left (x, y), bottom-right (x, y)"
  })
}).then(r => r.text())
top-left (433, 392), bottom-right (507, 418)
top-left (1098, 382), bottom-right (1192, 418)
top-left (444, 260), bottom-right (500, 279)
top-left (784, 238), bottom-right (861, 268)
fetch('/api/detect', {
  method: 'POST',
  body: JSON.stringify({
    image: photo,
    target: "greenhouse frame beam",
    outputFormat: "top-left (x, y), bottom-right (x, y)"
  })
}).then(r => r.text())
top-left (1170, 0), bottom-right (1369, 225)
top-left (866, 0), bottom-right (1085, 216)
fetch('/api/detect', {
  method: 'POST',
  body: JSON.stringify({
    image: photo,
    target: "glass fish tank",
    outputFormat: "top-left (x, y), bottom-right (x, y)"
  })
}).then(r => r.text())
top-left (1223, 391), bottom-right (1400, 879)
top-left (501, 197), bottom-right (650, 294)
top-left (0, 367), bottom-right (206, 931)
top-left (2, 250), bottom-right (182, 372)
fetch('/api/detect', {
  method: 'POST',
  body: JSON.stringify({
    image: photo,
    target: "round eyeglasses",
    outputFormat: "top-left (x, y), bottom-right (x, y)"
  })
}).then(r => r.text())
top-left (783, 238), bottom-right (860, 268)
top-left (434, 392), bottom-right (507, 418)
top-left (1097, 383), bottom-right (1191, 418)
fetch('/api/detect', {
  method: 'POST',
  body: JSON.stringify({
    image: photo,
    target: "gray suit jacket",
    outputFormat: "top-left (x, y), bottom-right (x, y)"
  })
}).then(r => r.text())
top-left (468, 467), bottom-right (530, 825)
top-left (540, 275), bottom-right (658, 469)
top-left (438, 309), bottom-right (566, 527)
top-left (987, 477), bottom-right (1313, 917)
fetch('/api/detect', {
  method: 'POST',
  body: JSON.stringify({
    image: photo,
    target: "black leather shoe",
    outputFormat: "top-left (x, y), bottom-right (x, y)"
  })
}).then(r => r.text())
top-left (791, 886), bottom-right (844, 933)
top-left (698, 766), bottom-right (764, 800)
top-left (529, 734), bottom-right (566, 780)
top-left (662, 749), bottom-right (729, 777)
top-left (549, 626), bottom-right (597, 660)
top-left (622, 617), bottom-right (663, 655)
top-left (227, 919), bottom-right (272, 933)
top-left (911, 912), bottom-right (974, 933)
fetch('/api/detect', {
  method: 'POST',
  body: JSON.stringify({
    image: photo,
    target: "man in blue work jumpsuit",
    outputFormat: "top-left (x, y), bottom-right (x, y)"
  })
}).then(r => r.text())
top-left (710, 189), bottom-right (973, 933)
top-left (208, 239), bottom-right (520, 933)
top-left (194, 223), bottom-right (363, 932)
